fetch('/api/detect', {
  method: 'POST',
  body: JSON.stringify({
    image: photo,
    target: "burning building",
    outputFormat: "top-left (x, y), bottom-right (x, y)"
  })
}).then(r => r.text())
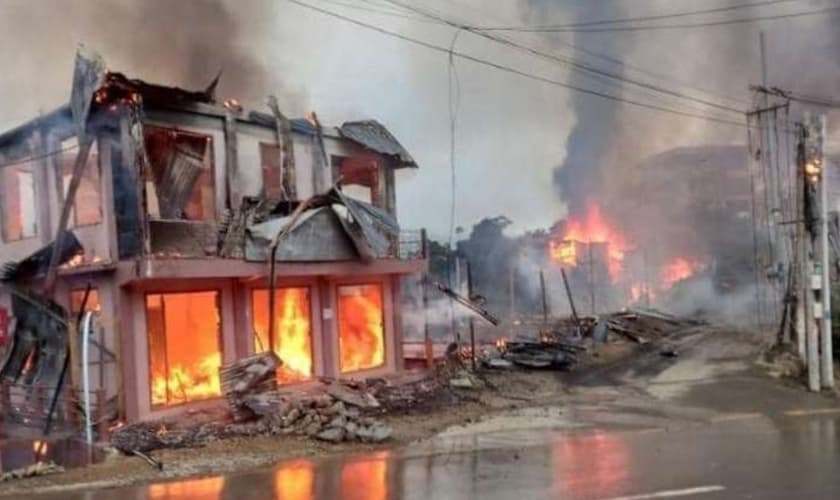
top-left (0, 52), bottom-right (426, 424)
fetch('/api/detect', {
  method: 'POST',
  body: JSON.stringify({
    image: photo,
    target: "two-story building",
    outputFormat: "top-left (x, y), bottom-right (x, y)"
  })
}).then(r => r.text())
top-left (0, 64), bottom-right (426, 424)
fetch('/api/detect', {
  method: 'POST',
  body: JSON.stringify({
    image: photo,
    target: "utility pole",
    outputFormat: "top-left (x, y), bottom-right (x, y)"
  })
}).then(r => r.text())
top-left (588, 243), bottom-right (596, 314)
top-left (539, 269), bottom-right (549, 331)
top-left (800, 114), bottom-right (827, 391)
top-left (466, 260), bottom-right (477, 371)
top-left (818, 115), bottom-right (834, 389)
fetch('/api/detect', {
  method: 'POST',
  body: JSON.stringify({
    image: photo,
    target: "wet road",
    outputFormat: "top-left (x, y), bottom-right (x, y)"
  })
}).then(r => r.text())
top-left (23, 330), bottom-right (840, 499)
top-left (31, 410), bottom-right (840, 500)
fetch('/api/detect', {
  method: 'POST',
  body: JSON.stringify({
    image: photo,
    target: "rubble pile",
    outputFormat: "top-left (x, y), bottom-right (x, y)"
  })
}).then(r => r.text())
top-left (219, 351), bottom-right (281, 421)
top-left (482, 308), bottom-right (703, 370)
top-left (489, 340), bottom-right (581, 369)
top-left (597, 308), bottom-right (705, 344)
top-left (113, 370), bottom-right (453, 453)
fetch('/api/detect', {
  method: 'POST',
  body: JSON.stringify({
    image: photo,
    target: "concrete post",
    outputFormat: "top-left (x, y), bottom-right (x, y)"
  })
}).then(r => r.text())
top-left (819, 114), bottom-right (834, 389)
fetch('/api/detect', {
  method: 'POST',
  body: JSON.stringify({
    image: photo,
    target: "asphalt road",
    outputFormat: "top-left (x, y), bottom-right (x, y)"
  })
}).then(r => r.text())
top-left (26, 329), bottom-right (840, 500)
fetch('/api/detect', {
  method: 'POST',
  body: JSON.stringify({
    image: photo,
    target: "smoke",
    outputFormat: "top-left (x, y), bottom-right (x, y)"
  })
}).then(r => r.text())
top-left (0, 0), bottom-right (307, 130)
top-left (522, 0), bottom-right (840, 215)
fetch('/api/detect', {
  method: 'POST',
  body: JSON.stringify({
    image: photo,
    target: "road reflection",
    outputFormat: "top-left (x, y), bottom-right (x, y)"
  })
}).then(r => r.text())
top-left (31, 414), bottom-right (840, 500)
top-left (551, 430), bottom-right (631, 498)
top-left (340, 452), bottom-right (388, 500)
top-left (148, 476), bottom-right (224, 500)
top-left (274, 460), bottom-right (315, 500)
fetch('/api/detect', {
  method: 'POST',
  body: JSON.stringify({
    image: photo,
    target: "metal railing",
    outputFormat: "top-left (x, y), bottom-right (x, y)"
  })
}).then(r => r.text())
top-left (397, 229), bottom-right (427, 260)
top-left (0, 381), bottom-right (110, 441)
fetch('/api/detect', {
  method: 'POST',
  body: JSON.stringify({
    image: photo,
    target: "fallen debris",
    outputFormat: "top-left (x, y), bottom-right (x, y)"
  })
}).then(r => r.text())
top-left (0, 462), bottom-right (65, 482)
top-left (219, 352), bottom-right (281, 421)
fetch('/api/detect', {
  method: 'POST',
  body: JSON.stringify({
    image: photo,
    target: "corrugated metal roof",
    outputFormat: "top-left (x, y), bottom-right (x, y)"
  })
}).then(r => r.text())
top-left (339, 120), bottom-right (417, 168)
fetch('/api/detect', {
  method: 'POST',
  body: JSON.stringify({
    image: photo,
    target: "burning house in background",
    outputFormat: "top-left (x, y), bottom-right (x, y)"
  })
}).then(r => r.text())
top-left (0, 53), bottom-right (426, 425)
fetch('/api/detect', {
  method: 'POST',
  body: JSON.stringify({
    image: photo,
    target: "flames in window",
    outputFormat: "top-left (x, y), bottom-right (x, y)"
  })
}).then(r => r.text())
top-left (252, 288), bottom-right (313, 383)
top-left (338, 284), bottom-right (385, 373)
top-left (146, 291), bottom-right (222, 406)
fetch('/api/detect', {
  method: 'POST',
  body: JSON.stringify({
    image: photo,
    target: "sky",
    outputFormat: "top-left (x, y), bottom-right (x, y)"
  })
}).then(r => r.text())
top-left (1, 0), bottom-right (839, 241)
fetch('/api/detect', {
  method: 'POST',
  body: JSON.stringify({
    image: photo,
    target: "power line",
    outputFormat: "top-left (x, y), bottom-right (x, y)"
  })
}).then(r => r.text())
top-left (482, 0), bottom-right (807, 30)
top-left (387, 0), bottom-right (751, 108)
top-left (0, 144), bottom-right (78, 170)
top-left (381, 0), bottom-right (745, 115)
top-left (316, 0), bottom-right (440, 22)
top-left (289, 0), bottom-right (747, 127)
top-left (486, 5), bottom-right (840, 33)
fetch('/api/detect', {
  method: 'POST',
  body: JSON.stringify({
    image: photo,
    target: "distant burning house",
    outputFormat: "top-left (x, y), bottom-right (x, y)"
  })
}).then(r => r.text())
top-left (0, 54), bottom-right (426, 424)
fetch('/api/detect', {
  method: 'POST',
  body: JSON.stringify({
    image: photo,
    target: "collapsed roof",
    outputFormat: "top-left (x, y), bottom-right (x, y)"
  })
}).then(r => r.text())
top-left (246, 188), bottom-right (400, 263)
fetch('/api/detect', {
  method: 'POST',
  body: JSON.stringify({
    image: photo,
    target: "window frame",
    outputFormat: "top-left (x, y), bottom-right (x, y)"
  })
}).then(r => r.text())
top-left (144, 289), bottom-right (224, 408)
top-left (143, 125), bottom-right (217, 222)
top-left (250, 286), bottom-right (315, 383)
top-left (335, 281), bottom-right (387, 374)
top-left (0, 162), bottom-right (39, 243)
top-left (57, 138), bottom-right (103, 228)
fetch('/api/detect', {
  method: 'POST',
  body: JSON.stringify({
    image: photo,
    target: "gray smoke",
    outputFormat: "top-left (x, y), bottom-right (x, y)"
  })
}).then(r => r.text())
top-left (0, 0), bottom-right (307, 129)
top-left (522, 0), bottom-right (840, 214)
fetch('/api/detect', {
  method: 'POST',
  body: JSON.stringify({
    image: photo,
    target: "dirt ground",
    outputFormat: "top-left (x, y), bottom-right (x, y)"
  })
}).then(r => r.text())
top-left (0, 340), bottom-right (639, 497)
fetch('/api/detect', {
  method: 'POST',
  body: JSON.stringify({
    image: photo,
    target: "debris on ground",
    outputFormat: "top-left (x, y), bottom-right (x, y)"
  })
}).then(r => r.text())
top-left (0, 462), bottom-right (65, 482)
top-left (219, 352), bottom-right (281, 421)
top-left (110, 307), bottom-right (703, 456)
top-left (111, 374), bottom-right (455, 454)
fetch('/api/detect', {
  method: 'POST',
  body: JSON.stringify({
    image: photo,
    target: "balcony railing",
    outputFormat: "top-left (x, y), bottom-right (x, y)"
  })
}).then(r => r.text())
top-left (396, 229), bottom-right (427, 260)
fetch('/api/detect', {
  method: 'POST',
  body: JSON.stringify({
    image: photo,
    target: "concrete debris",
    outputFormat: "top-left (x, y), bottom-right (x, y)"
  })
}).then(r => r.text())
top-left (482, 357), bottom-right (514, 370)
top-left (0, 462), bottom-right (65, 482)
top-left (219, 352), bottom-right (282, 421)
top-left (315, 427), bottom-right (345, 443)
top-left (326, 381), bottom-right (381, 409)
top-left (111, 378), bottom-right (409, 452)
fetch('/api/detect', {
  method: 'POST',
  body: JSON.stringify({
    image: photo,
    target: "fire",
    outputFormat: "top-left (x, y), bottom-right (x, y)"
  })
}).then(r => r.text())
top-left (629, 283), bottom-right (655, 303)
top-left (253, 288), bottom-right (313, 383)
top-left (550, 202), bottom-right (629, 281)
top-left (147, 292), bottom-right (222, 407)
top-left (151, 352), bottom-right (221, 406)
top-left (660, 257), bottom-right (703, 289)
top-left (338, 284), bottom-right (385, 373)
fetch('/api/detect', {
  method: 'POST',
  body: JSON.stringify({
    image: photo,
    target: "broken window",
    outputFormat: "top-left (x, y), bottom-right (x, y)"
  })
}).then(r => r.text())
top-left (0, 162), bottom-right (38, 241)
top-left (70, 288), bottom-right (101, 315)
top-left (332, 155), bottom-right (380, 205)
top-left (252, 287), bottom-right (313, 383)
top-left (144, 126), bottom-right (215, 221)
top-left (337, 283), bottom-right (385, 373)
top-left (260, 143), bottom-right (285, 199)
top-left (57, 138), bottom-right (102, 227)
top-left (146, 291), bottom-right (222, 407)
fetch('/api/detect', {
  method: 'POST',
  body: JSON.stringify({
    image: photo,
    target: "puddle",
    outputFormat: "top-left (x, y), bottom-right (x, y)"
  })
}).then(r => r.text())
top-left (0, 438), bottom-right (103, 472)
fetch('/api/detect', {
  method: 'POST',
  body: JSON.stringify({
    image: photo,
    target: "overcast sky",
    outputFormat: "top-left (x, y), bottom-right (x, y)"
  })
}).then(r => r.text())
top-left (1, 0), bottom-right (838, 241)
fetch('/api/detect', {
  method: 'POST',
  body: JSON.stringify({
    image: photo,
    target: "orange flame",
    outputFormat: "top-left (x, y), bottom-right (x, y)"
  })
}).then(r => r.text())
top-left (550, 202), bottom-right (629, 281)
top-left (253, 288), bottom-right (313, 384)
top-left (338, 284), bottom-right (385, 373)
top-left (151, 352), bottom-right (221, 406)
top-left (147, 292), bottom-right (222, 407)
top-left (660, 257), bottom-right (703, 289)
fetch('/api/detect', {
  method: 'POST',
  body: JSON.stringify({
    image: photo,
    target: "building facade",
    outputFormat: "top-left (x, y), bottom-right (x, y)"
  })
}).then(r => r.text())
top-left (0, 70), bottom-right (426, 424)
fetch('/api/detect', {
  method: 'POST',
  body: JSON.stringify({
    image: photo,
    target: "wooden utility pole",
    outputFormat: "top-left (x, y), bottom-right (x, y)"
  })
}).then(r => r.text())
top-left (466, 260), bottom-right (477, 371)
top-left (539, 269), bottom-right (549, 331)
top-left (422, 273), bottom-right (433, 368)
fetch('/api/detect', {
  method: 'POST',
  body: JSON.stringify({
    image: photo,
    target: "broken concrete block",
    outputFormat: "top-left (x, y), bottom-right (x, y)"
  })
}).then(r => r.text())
top-left (449, 377), bottom-right (475, 389)
top-left (327, 383), bottom-right (381, 409)
top-left (316, 427), bottom-right (346, 443)
top-left (357, 423), bottom-right (392, 443)
top-left (328, 415), bottom-right (347, 429)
